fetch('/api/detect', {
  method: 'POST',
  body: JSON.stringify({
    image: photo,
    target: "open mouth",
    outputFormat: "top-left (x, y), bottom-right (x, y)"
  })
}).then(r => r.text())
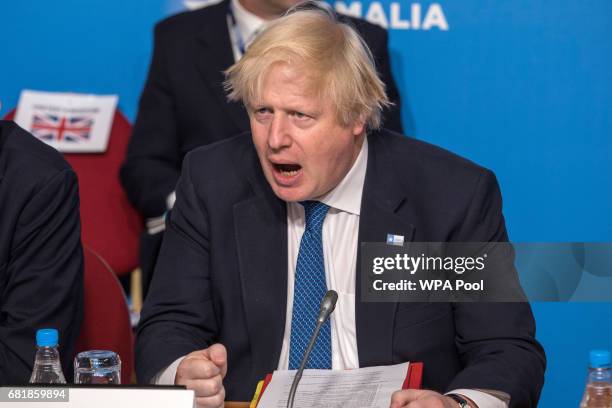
top-left (272, 162), bottom-right (302, 177)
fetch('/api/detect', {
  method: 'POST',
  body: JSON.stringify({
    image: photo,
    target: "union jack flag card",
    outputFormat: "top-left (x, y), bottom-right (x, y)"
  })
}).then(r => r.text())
top-left (14, 90), bottom-right (118, 153)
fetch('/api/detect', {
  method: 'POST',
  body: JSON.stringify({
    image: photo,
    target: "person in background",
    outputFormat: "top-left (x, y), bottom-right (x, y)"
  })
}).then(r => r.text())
top-left (136, 4), bottom-right (544, 408)
top-left (0, 120), bottom-right (84, 383)
top-left (120, 0), bottom-right (404, 298)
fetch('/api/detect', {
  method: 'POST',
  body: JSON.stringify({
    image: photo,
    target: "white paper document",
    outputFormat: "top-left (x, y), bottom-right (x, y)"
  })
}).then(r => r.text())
top-left (257, 362), bottom-right (409, 408)
top-left (14, 89), bottom-right (118, 153)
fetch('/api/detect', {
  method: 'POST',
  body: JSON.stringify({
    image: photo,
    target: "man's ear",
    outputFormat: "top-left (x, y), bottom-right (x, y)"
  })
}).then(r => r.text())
top-left (351, 114), bottom-right (367, 137)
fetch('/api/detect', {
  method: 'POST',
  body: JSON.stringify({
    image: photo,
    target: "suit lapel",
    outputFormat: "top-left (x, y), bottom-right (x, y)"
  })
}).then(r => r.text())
top-left (195, 0), bottom-right (250, 130)
top-left (234, 152), bottom-right (288, 376)
top-left (356, 131), bottom-right (416, 367)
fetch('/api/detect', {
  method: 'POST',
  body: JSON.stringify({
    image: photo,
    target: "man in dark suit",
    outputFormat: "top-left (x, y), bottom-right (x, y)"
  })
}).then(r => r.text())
top-left (136, 5), bottom-right (544, 408)
top-left (119, 0), bottom-right (404, 297)
top-left (0, 121), bottom-right (84, 383)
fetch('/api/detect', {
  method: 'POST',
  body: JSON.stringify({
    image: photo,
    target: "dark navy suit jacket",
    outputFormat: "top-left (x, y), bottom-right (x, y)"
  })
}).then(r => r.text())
top-left (0, 121), bottom-right (83, 384)
top-left (136, 129), bottom-right (545, 407)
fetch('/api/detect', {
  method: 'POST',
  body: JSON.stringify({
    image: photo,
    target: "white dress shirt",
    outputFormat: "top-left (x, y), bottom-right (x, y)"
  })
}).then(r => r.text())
top-left (276, 136), bottom-right (368, 371)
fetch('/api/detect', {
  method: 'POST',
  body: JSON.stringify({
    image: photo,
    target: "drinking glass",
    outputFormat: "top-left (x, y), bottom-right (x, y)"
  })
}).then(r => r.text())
top-left (74, 350), bottom-right (121, 384)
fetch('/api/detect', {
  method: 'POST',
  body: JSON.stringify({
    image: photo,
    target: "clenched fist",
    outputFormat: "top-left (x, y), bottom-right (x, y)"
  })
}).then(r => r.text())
top-left (176, 344), bottom-right (228, 408)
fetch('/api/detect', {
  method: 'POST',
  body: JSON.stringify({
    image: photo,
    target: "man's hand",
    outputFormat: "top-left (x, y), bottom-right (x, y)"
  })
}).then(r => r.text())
top-left (390, 389), bottom-right (466, 408)
top-left (175, 344), bottom-right (228, 408)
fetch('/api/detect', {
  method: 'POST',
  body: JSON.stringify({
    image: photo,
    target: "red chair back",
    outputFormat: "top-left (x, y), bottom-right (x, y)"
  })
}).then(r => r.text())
top-left (4, 109), bottom-right (141, 275)
top-left (76, 247), bottom-right (134, 385)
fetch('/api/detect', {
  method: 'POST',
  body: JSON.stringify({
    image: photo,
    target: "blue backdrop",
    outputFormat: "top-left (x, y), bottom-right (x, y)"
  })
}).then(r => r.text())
top-left (1, 1), bottom-right (611, 406)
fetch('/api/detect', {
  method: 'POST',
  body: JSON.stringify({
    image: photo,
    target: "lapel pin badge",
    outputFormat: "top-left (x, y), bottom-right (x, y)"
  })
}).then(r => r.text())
top-left (386, 234), bottom-right (404, 246)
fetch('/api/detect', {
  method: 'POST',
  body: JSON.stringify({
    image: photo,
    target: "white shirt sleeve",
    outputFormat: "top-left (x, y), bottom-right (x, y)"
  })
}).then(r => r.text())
top-left (150, 356), bottom-right (185, 385)
top-left (166, 190), bottom-right (176, 210)
top-left (447, 389), bottom-right (509, 408)
top-left (144, 190), bottom-right (176, 234)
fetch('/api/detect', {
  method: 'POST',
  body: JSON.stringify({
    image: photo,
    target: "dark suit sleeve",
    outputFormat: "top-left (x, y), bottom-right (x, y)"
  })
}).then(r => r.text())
top-left (120, 23), bottom-right (182, 218)
top-left (447, 170), bottom-right (546, 407)
top-left (135, 152), bottom-right (218, 383)
top-left (0, 169), bottom-right (83, 384)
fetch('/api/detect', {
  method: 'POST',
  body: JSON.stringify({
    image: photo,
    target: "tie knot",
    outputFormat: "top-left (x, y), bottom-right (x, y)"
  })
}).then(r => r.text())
top-left (300, 201), bottom-right (329, 231)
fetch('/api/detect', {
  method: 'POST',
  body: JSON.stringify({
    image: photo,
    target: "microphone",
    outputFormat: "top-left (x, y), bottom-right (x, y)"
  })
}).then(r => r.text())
top-left (286, 290), bottom-right (338, 408)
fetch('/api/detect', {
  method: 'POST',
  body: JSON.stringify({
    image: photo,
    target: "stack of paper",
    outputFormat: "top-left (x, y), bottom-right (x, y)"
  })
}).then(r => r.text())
top-left (252, 362), bottom-right (423, 408)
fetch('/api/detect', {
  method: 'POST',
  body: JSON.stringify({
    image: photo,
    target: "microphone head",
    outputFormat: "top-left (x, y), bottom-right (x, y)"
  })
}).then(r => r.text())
top-left (318, 290), bottom-right (338, 323)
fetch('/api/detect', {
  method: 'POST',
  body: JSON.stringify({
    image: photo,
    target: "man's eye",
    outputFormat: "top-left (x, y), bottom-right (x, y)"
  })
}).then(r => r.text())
top-left (292, 111), bottom-right (309, 120)
top-left (256, 108), bottom-right (270, 114)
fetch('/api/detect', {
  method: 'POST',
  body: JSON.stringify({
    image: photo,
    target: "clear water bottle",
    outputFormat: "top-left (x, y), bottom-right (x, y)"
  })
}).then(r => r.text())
top-left (29, 328), bottom-right (66, 384)
top-left (580, 350), bottom-right (612, 408)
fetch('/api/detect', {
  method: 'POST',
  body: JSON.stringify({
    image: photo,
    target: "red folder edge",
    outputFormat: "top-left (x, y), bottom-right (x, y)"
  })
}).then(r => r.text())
top-left (255, 373), bottom-right (274, 406)
top-left (256, 363), bottom-right (422, 407)
top-left (402, 362), bottom-right (423, 390)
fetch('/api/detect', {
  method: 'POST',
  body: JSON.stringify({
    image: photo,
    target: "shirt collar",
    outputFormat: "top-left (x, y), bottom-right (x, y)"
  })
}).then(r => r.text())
top-left (230, 0), bottom-right (267, 51)
top-left (317, 137), bottom-right (368, 216)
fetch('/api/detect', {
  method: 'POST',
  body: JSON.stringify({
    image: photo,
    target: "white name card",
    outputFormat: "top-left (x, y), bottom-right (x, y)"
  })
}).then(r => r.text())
top-left (14, 89), bottom-right (118, 153)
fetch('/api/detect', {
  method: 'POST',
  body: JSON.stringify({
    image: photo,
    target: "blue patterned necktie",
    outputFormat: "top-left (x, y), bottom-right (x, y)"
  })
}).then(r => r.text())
top-left (288, 201), bottom-right (331, 370)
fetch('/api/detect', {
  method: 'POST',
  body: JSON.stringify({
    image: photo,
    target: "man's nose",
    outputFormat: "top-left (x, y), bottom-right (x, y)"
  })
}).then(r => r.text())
top-left (267, 114), bottom-right (292, 150)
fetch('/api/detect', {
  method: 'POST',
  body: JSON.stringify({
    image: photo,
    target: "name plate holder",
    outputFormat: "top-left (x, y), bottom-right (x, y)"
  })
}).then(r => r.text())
top-left (0, 385), bottom-right (195, 408)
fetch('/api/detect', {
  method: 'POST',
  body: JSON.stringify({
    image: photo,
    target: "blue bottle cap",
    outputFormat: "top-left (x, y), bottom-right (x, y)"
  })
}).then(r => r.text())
top-left (590, 350), bottom-right (611, 368)
top-left (36, 329), bottom-right (59, 347)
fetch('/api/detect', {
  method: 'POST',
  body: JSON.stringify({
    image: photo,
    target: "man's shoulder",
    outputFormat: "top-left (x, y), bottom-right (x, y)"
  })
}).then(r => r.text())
top-left (0, 121), bottom-right (74, 181)
top-left (0, 122), bottom-right (77, 216)
top-left (155, 0), bottom-right (228, 38)
top-left (180, 133), bottom-right (261, 205)
top-left (373, 129), bottom-right (491, 183)
top-left (184, 132), bottom-right (256, 178)
top-left (188, 130), bottom-right (252, 158)
top-left (338, 13), bottom-right (387, 43)
top-left (341, 13), bottom-right (386, 32)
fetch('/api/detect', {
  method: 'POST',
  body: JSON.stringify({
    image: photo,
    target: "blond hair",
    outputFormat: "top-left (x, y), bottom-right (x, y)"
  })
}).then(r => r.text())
top-left (224, 2), bottom-right (390, 129)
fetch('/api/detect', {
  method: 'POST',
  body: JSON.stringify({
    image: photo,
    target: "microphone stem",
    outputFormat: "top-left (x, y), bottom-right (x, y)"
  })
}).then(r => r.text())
top-left (287, 321), bottom-right (323, 408)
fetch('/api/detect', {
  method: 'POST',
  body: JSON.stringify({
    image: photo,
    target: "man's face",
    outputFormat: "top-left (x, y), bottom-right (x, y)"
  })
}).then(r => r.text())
top-left (250, 63), bottom-right (365, 202)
